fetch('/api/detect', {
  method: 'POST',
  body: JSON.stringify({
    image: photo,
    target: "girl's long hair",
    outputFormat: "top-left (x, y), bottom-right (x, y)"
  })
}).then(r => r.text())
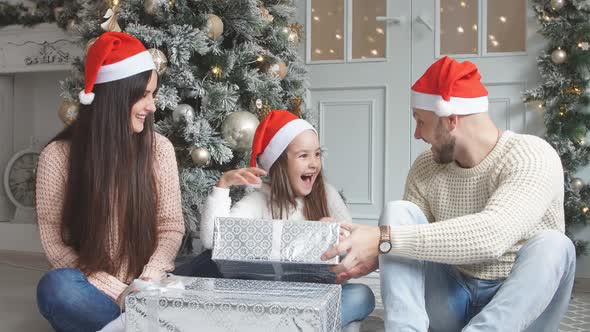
top-left (50, 70), bottom-right (158, 279)
top-left (268, 152), bottom-right (330, 221)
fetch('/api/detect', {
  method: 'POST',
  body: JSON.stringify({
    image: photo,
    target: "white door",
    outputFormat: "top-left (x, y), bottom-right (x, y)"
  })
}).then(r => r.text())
top-left (298, 0), bottom-right (412, 224)
top-left (0, 75), bottom-right (14, 221)
top-left (299, 0), bottom-right (542, 224)
top-left (410, 0), bottom-right (545, 160)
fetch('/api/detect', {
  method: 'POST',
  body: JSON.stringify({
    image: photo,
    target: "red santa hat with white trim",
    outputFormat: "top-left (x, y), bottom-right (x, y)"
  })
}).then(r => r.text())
top-left (79, 32), bottom-right (156, 105)
top-left (411, 56), bottom-right (488, 117)
top-left (250, 110), bottom-right (316, 172)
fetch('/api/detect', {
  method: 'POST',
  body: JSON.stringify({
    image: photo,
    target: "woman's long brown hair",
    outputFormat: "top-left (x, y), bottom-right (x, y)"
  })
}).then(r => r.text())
top-left (50, 70), bottom-right (158, 279)
top-left (268, 152), bottom-right (330, 221)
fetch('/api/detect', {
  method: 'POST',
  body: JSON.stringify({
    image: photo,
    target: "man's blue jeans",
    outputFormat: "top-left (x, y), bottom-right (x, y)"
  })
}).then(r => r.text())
top-left (379, 200), bottom-right (576, 332)
top-left (37, 251), bottom-right (375, 331)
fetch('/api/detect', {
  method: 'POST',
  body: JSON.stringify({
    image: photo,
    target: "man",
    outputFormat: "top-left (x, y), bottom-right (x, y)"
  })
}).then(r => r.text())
top-left (322, 56), bottom-right (575, 331)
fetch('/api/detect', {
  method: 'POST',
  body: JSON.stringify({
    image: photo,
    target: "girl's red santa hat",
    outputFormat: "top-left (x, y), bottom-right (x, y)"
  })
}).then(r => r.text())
top-left (250, 110), bottom-right (316, 172)
top-left (411, 56), bottom-right (488, 117)
top-left (79, 32), bottom-right (156, 105)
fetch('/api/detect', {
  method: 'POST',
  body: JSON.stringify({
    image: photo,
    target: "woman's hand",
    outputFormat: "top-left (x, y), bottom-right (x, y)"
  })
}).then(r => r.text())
top-left (116, 277), bottom-right (151, 310)
top-left (217, 167), bottom-right (267, 188)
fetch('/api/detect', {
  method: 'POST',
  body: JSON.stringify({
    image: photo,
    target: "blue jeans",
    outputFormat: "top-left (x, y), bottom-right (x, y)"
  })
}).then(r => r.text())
top-left (379, 200), bottom-right (576, 332)
top-left (36, 268), bottom-right (120, 332)
top-left (37, 252), bottom-right (375, 331)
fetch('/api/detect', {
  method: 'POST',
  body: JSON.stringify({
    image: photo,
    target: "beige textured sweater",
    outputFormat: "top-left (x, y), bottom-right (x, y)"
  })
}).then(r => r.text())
top-left (391, 131), bottom-right (565, 280)
top-left (36, 133), bottom-right (185, 300)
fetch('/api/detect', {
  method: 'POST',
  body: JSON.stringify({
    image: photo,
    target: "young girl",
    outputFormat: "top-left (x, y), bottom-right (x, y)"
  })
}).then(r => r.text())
top-left (199, 110), bottom-right (375, 328)
top-left (35, 32), bottom-right (184, 332)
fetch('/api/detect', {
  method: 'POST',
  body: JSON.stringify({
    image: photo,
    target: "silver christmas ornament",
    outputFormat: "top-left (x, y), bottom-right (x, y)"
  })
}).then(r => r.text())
top-left (148, 48), bottom-right (168, 75)
top-left (550, 0), bottom-right (566, 10)
top-left (172, 104), bottom-right (195, 122)
top-left (190, 147), bottom-right (211, 167)
top-left (571, 177), bottom-right (585, 192)
top-left (551, 48), bottom-right (567, 64)
top-left (221, 111), bottom-right (260, 152)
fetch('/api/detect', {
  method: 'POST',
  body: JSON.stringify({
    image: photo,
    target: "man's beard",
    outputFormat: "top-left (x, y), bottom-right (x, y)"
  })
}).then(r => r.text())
top-left (432, 120), bottom-right (455, 164)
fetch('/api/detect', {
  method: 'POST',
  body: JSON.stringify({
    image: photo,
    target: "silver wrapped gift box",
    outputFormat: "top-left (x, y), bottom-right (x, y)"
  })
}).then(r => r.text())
top-left (211, 217), bottom-right (340, 283)
top-left (125, 276), bottom-right (342, 332)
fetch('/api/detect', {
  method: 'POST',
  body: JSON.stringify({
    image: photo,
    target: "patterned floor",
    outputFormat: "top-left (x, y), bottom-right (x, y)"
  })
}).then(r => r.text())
top-left (0, 252), bottom-right (589, 331)
top-left (356, 272), bottom-right (590, 332)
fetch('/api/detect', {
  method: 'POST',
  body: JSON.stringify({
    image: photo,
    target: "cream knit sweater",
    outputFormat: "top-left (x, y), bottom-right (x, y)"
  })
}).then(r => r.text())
top-left (36, 133), bottom-right (185, 300)
top-left (201, 182), bottom-right (352, 250)
top-left (391, 131), bottom-right (565, 280)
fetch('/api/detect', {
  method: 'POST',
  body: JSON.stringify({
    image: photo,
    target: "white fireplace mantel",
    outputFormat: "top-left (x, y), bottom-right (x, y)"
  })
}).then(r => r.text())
top-left (0, 23), bottom-right (82, 74)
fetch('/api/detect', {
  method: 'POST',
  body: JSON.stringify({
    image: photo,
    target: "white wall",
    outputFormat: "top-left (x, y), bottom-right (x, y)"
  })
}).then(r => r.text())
top-left (0, 71), bottom-right (66, 252)
top-left (13, 71), bottom-right (67, 150)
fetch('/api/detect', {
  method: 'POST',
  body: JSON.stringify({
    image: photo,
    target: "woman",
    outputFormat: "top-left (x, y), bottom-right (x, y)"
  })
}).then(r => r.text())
top-left (35, 32), bottom-right (184, 332)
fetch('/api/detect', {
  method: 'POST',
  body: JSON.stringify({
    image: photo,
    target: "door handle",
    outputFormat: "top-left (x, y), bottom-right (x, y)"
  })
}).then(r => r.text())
top-left (415, 15), bottom-right (434, 31)
top-left (376, 16), bottom-right (405, 25)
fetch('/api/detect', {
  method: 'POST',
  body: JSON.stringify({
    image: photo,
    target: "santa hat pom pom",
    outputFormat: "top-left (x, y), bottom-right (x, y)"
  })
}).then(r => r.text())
top-left (435, 99), bottom-right (453, 117)
top-left (79, 90), bottom-right (95, 105)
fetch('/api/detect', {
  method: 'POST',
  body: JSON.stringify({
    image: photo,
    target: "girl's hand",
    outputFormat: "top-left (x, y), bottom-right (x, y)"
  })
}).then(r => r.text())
top-left (217, 167), bottom-right (267, 188)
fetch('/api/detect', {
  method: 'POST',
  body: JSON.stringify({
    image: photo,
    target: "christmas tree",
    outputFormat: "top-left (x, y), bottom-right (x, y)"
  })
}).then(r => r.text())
top-left (524, 0), bottom-right (590, 255)
top-left (50, 0), bottom-right (308, 253)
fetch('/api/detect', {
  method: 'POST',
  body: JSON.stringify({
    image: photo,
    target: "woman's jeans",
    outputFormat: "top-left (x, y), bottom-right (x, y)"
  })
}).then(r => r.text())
top-left (37, 251), bottom-right (375, 331)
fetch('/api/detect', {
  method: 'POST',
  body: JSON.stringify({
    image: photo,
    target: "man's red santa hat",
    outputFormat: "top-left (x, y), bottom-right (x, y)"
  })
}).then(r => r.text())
top-left (250, 110), bottom-right (316, 172)
top-left (411, 56), bottom-right (488, 117)
top-left (79, 32), bottom-right (156, 105)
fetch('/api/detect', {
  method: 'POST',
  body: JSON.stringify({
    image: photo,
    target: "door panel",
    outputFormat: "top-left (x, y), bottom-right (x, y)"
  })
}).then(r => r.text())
top-left (312, 87), bottom-right (386, 223)
top-left (301, 0), bottom-right (411, 224)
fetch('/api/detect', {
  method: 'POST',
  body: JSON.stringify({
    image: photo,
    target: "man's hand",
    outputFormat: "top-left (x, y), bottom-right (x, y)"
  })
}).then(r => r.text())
top-left (334, 257), bottom-right (378, 283)
top-left (321, 223), bottom-right (381, 281)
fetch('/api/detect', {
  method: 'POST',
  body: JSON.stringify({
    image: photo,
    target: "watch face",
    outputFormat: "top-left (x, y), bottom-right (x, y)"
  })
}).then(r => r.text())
top-left (8, 152), bottom-right (39, 208)
top-left (379, 241), bottom-right (392, 253)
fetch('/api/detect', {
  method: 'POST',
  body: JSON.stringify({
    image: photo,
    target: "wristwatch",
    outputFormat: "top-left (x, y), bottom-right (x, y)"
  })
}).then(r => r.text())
top-left (378, 225), bottom-right (392, 254)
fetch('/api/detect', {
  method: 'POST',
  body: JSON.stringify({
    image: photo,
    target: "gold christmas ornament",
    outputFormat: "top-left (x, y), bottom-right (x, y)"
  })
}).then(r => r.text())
top-left (290, 23), bottom-right (304, 42)
top-left (101, 8), bottom-right (121, 32)
top-left (290, 96), bottom-right (303, 117)
top-left (551, 48), bottom-right (567, 64)
top-left (222, 111), bottom-right (260, 152)
top-left (568, 86), bottom-right (583, 95)
top-left (172, 104), bottom-right (195, 123)
top-left (86, 37), bottom-right (98, 53)
top-left (190, 147), bottom-right (211, 167)
top-left (268, 60), bottom-right (288, 80)
top-left (53, 7), bottom-right (65, 21)
top-left (582, 205), bottom-right (589, 214)
top-left (259, 6), bottom-right (274, 23)
top-left (550, 0), bottom-right (566, 10)
top-left (211, 65), bottom-right (223, 79)
top-left (206, 14), bottom-right (224, 40)
top-left (66, 20), bottom-right (78, 33)
top-left (148, 48), bottom-right (168, 75)
top-left (58, 99), bottom-right (79, 126)
top-left (256, 100), bottom-right (271, 120)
